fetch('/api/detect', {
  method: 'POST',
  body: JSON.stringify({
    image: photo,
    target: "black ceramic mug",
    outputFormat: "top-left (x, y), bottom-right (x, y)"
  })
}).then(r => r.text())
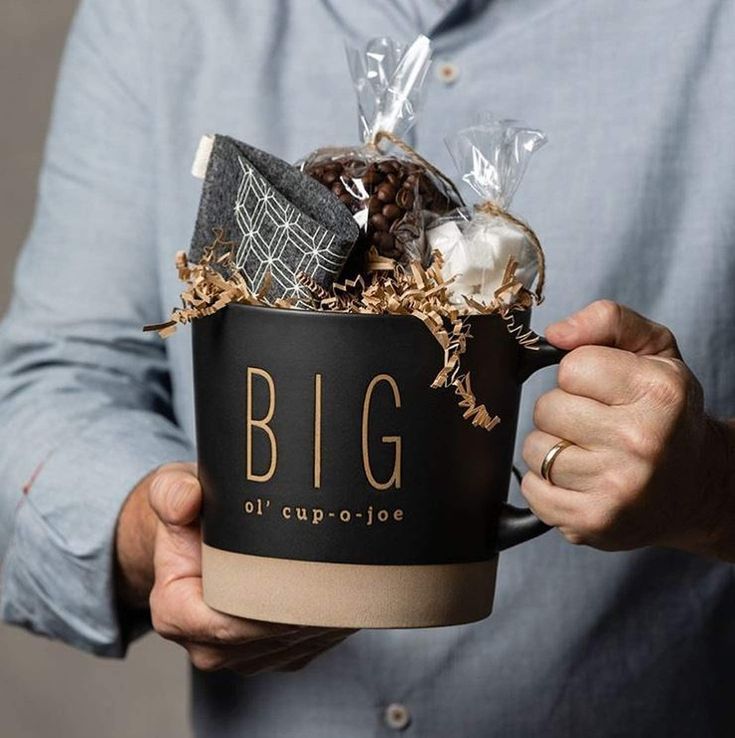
top-left (194, 304), bottom-right (564, 628)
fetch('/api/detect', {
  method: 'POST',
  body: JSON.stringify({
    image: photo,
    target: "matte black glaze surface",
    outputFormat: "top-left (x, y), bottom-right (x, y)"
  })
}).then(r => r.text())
top-left (193, 304), bottom-right (562, 565)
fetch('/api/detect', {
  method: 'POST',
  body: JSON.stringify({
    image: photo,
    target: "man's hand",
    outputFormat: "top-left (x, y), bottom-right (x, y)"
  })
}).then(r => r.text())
top-left (116, 463), bottom-right (353, 674)
top-left (521, 300), bottom-right (735, 560)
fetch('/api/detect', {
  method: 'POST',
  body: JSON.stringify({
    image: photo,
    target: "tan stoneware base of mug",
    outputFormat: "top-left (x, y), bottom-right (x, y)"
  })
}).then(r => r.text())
top-left (202, 543), bottom-right (497, 628)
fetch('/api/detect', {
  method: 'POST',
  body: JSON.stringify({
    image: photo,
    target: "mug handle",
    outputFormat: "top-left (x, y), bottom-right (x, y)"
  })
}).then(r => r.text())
top-left (495, 338), bottom-right (568, 552)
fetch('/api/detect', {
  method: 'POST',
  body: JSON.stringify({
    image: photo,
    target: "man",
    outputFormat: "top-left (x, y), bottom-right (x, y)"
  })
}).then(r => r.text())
top-left (1, 1), bottom-right (734, 736)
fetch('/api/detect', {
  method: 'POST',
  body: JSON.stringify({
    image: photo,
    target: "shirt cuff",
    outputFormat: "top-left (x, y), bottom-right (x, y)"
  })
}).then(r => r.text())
top-left (0, 410), bottom-right (194, 657)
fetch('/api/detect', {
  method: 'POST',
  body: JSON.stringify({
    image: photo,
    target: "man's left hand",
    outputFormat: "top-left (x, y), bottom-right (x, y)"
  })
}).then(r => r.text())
top-left (522, 300), bottom-right (735, 560)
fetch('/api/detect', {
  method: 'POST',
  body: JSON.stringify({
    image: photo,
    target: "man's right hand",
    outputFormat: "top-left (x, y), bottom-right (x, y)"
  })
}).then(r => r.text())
top-left (116, 463), bottom-right (353, 675)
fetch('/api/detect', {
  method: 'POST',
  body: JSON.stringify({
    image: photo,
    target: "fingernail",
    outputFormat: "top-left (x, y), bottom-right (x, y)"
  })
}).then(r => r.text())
top-left (546, 323), bottom-right (566, 339)
top-left (547, 318), bottom-right (574, 340)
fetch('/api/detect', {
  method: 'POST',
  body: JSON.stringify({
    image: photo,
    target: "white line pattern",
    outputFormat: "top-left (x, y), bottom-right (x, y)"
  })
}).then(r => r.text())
top-left (234, 157), bottom-right (346, 302)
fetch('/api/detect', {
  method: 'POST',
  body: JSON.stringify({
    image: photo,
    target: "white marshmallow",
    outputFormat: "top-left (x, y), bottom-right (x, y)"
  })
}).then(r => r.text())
top-left (427, 216), bottom-right (538, 305)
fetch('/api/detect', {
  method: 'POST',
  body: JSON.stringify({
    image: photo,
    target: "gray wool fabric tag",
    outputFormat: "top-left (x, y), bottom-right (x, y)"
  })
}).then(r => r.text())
top-left (189, 135), bottom-right (359, 301)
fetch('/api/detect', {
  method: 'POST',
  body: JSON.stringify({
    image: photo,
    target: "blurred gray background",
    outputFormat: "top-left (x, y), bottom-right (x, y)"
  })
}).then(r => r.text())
top-left (0, 2), bottom-right (192, 736)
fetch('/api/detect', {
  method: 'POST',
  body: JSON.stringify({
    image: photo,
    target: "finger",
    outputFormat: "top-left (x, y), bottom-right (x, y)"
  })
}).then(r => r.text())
top-left (546, 300), bottom-right (680, 358)
top-left (152, 576), bottom-right (305, 645)
top-left (233, 625), bottom-right (345, 652)
top-left (185, 627), bottom-right (344, 673)
top-left (557, 345), bottom-right (657, 406)
top-left (149, 464), bottom-right (201, 527)
top-left (278, 652), bottom-right (321, 672)
top-left (186, 632), bottom-right (342, 676)
top-left (222, 627), bottom-right (351, 660)
top-left (533, 387), bottom-right (620, 445)
top-left (186, 643), bottom-right (238, 673)
top-left (276, 632), bottom-right (354, 673)
top-left (189, 629), bottom-right (349, 675)
top-left (236, 630), bottom-right (354, 676)
top-left (520, 471), bottom-right (583, 528)
top-left (522, 430), bottom-right (601, 491)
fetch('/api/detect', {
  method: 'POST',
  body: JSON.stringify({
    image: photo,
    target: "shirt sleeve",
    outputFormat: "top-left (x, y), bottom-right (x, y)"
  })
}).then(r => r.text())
top-left (0, 0), bottom-right (194, 657)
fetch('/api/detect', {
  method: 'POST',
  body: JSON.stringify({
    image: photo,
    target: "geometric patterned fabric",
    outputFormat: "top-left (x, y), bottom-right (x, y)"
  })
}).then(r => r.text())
top-left (234, 156), bottom-right (348, 303)
top-left (188, 135), bottom-right (358, 304)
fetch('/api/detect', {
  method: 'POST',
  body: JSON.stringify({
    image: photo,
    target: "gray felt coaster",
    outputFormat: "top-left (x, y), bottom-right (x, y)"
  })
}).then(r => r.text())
top-left (189, 136), bottom-right (359, 302)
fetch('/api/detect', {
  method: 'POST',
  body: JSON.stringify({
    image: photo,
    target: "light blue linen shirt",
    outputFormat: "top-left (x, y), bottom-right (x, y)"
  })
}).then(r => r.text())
top-left (2, 1), bottom-right (735, 735)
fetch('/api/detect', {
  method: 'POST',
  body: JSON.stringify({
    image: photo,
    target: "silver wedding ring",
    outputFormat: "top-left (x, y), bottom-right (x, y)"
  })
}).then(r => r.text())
top-left (540, 439), bottom-right (574, 486)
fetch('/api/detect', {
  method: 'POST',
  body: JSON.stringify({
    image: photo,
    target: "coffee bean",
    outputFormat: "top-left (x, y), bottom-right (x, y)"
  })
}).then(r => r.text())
top-left (396, 187), bottom-right (414, 209)
top-left (373, 231), bottom-right (395, 250)
top-left (370, 213), bottom-right (389, 231)
top-left (376, 183), bottom-right (397, 203)
top-left (304, 154), bottom-right (460, 266)
top-left (362, 168), bottom-right (378, 185)
top-left (377, 160), bottom-right (400, 174)
top-left (382, 204), bottom-right (401, 220)
top-left (368, 196), bottom-right (382, 215)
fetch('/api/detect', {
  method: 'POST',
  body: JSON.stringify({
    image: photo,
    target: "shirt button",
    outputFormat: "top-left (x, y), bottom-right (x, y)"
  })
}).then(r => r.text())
top-left (384, 703), bottom-right (411, 731)
top-left (436, 60), bottom-right (460, 85)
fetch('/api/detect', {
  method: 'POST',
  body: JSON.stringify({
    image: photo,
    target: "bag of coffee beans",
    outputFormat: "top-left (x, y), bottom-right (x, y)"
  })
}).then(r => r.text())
top-left (427, 116), bottom-right (548, 307)
top-left (300, 35), bottom-right (462, 274)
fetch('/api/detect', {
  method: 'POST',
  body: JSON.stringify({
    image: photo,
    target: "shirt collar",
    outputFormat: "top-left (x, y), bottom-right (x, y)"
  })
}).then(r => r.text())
top-left (393, 0), bottom-right (493, 36)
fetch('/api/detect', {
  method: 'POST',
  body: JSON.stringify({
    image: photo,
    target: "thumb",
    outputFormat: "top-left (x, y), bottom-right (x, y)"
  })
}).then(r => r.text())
top-left (148, 463), bottom-right (203, 582)
top-left (545, 299), bottom-right (681, 358)
top-left (149, 463), bottom-right (201, 527)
